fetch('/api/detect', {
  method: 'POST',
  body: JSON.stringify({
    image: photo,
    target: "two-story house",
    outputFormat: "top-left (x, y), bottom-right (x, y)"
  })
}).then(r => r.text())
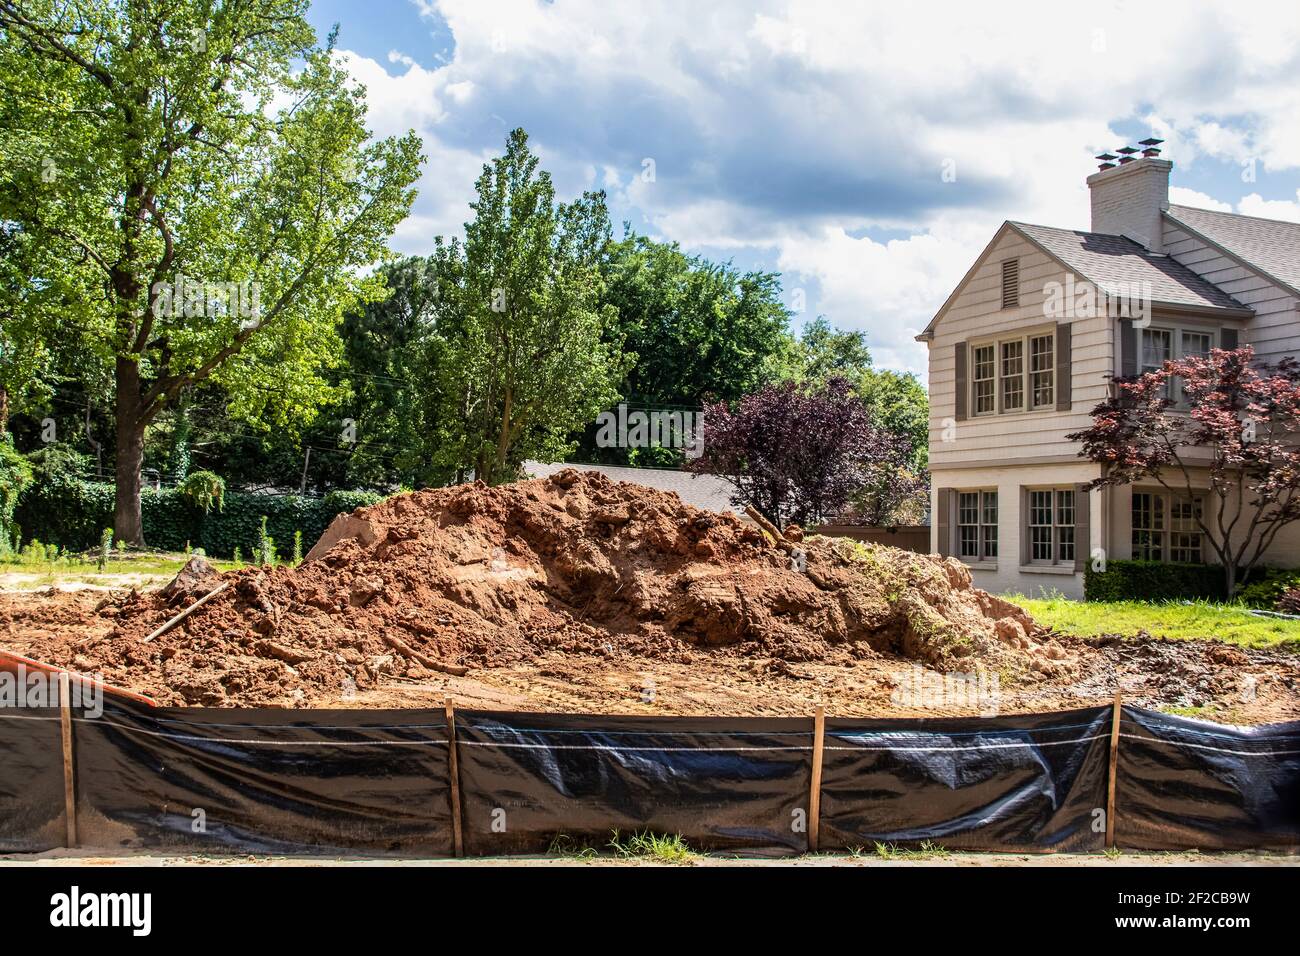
top-left (919, 150), bottom-right (1300, 598)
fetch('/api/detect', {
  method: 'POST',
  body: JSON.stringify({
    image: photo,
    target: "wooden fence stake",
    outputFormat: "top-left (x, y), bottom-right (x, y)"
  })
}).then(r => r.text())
top-left (1105, 692), bottom-right (1122, 849)
top-left (59, 672), bottom-right (78, 848)
top-left (808, 704), bottom-right (825, 853)
top-left (445, 697), bottom-right (464, 858)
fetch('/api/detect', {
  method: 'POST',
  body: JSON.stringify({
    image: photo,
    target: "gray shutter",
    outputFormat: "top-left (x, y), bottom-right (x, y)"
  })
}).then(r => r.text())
top-left (936, 489), bottom-right (953, 556)
top-left (1220, 327), bottom-right (1238, 351)
top-left (954, 342), bottom-right (968, 421)
top-left (1019, 486), bottom-right (1029, 566)
top-left (1055, 322), bottom-right (1072, 411)
top-left (1119, 320), bottom-right (1137, 378)
top-left (1074, 483), bottom-right (1090, 572)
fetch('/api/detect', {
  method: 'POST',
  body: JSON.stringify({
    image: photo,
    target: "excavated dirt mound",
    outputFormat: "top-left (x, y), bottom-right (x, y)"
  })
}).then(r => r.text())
top-left (6, 469), bottom-right (1297, 719)
top-left (9, 470), bottom-right (1081, 708)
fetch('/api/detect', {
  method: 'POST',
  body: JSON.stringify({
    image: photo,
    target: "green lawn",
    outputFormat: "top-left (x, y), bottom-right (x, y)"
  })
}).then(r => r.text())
top-left (1011, 594), bottom-right (1300, 650)
top-left (0, 554), bottom-right (243, 590)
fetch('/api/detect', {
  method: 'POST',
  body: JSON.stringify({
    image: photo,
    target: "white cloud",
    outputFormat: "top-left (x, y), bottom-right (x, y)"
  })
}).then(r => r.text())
top-left (1237, 190), bottom-right (1300, 222)
top-left (336, 0), bottom-right (1300, 374)
top-left (1169, 187), bottom-right (1233, 212)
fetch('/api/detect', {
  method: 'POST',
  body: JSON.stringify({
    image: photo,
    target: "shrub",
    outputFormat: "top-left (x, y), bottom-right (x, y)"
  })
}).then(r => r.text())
top-left (97, 527), bottom-right (113, 571)
top-left (1233, 567), bottom-right (1300, 610)
top-left (1084, 559), bottom-right (1226, 603)
top-left (14, 476), bottom-right (383, 559)
top-left (179, 470), bottom-right (225, 513)
top-left (1278, 588), bottom-right (1300, 615)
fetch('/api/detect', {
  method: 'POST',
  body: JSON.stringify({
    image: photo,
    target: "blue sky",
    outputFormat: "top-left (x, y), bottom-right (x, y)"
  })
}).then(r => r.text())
top-left (307, 0), bottom-right (1300, 377)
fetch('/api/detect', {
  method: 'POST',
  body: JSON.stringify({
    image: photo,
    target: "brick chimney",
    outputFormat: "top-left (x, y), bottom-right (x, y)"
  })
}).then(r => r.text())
top-left (1087, 156), bottom-right (1172, 252)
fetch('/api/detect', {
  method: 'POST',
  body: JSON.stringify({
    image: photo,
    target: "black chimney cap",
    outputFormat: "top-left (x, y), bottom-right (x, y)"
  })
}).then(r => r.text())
top-left (1138, 137), bottom-right (1165, 146)
top-left (1117, 146), bottom-right (1139, 155)
top-left (1095, 152), bottom-right (1118, 161)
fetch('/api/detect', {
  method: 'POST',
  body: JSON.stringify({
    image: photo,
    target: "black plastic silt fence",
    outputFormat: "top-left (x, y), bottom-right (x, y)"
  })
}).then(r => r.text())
top-left (1, 694), bottom-right (1297, 856)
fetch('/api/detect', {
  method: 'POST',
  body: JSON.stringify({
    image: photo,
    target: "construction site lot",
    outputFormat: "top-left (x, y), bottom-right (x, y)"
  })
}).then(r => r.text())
top-left (1, 469), bottom-right (1298, 723)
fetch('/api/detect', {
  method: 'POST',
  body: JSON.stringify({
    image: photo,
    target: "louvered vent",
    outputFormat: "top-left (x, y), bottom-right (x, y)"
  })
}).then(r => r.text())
top-left (1001, 258), bottom-right (1020, 309)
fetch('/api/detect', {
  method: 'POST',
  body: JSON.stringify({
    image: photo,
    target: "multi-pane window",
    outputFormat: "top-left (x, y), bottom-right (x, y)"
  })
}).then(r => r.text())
top-left (1141, 328), bottom-right (1171, 375)
top-left (1170, 496), bottom-right (1205, 563)
top-left (970, 332), bottom-right (1054, 416)
top-left (1029, 334), bottom-right (1054, 408)
top-left (958, 491), bottom-right (998, 561)
top-left (1000, 341), bottom-right (1024, 411)
top-left (1181, 331), bottom-right (1212, 360)
top-left (1131, 492), bottom-right (1165, 561)
top-left (1133, 491), bottom-right (1205, 563)
top-left (982, 492), bottom-right (999, 559)
top-left (1176, 332), bottom-right (1212, 403)
top-left (1027, 488), bottom-right (1074, 565)
top-left (973, 345), bottom-right (996, 415)
top-left (1141, 327), bottom-right (1216, 401)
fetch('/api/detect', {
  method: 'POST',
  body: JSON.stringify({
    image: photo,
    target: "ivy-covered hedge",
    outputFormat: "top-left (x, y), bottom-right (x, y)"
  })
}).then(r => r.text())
top-left (14, 476), bottom-right (383, 559)
top-left (1084, 559), bottom-right (1227, 602)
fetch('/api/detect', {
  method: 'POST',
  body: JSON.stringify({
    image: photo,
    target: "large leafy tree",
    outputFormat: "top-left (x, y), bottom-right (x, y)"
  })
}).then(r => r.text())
top-left (571, 232), bottom-right (792, 467)
top-left (601, 233), bottom-right (793, 409)
top-left (1069, 346), bottom-right (1300, 596)
top-left (418, 129), bottom-right (626, 485)
top-left (790, 317), bottom-right (929, 471)
top-left (0, 0), bottom-right (422, 542)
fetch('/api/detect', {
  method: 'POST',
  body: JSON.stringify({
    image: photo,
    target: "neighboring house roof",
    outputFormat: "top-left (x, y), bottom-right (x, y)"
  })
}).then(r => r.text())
top-left (522, 460), bottom-right (741, 514)
top-left (1165, 204), bottom-right (1300, 299)
top-left (918, 220), bottom-right (1252, 340)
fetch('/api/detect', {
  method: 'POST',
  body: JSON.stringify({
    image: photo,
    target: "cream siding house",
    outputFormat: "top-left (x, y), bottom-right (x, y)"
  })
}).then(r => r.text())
top-left (919, 155), bottom-right (1300, 598)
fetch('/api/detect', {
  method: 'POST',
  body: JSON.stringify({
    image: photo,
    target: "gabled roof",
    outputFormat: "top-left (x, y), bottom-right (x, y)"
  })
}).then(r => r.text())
top-left (918, 220), bottom-right (1251, 339)
top-left (1013, 222), bottom-right (1250, 312)
top-left (1165, 204), bottom-right (1300, 299)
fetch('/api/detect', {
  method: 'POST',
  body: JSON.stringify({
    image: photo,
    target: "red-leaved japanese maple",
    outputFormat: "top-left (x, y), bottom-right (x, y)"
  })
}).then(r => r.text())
top-left (688, 376), bottom-right (912, 527)
top-left (1068, 346), bottom-right (1300, 596)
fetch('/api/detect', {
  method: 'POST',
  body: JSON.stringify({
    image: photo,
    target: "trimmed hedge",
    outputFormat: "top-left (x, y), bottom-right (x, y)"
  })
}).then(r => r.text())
top-left (1084, 559), bottom-right (1227, 603)
top-left (14, 476), bottom-right (382, 559)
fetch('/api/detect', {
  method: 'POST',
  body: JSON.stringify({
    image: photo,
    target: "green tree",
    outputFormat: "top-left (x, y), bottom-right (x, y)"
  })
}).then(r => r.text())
top-left (603, 232), bottom-right (792, 408)
top-left (789, 318), bottom-right (929, 470)
top-left (418, 129), bottom-right (626, 485)
top-left (0, 0), bottom-right (422, 543)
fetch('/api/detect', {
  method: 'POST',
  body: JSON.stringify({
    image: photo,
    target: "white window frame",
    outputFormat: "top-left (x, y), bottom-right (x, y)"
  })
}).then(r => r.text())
top-left (956, 489), bottom-right (998, 564)
top-left (969, 328), bottom-right (1055, 417)
top-left (1025, 487), bottom-right (1075, 567)
top-left (1132, 489), bottom-right (1207, 564)
top-left (1140, 324), bottom-right (1217, 403)
top-left (972, 344), bottom-right (996, 416)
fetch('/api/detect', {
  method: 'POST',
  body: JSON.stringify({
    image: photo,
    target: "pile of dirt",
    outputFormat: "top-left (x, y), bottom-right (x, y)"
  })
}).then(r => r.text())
top-left (26, 469), bottom-right (1079, 707)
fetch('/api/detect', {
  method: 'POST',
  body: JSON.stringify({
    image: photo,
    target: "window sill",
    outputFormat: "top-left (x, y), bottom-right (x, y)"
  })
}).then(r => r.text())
top-left (970, 407), bottom-right (1059, 422)
top-left (961, 561), bottom-right (999, 571)
top-left (1019, 564), bottom-right (1078, 575)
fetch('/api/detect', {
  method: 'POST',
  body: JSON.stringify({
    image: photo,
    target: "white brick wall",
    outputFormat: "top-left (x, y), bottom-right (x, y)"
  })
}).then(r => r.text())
top-left (1087, 158), bottom-right (1171, 251)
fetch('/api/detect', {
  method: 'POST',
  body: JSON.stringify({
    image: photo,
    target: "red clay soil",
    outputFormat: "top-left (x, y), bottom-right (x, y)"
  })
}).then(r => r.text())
top-left (2, 469), bottom-right (1297, 721)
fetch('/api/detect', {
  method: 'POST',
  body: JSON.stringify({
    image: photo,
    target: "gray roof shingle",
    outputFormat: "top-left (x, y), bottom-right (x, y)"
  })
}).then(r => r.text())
top-left (1012, 222), bottom-right (1250, 312)
top-left (1166, 204), bottom-right (1300, 297)
top-left (522, 460), bottom-right (741, 514)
